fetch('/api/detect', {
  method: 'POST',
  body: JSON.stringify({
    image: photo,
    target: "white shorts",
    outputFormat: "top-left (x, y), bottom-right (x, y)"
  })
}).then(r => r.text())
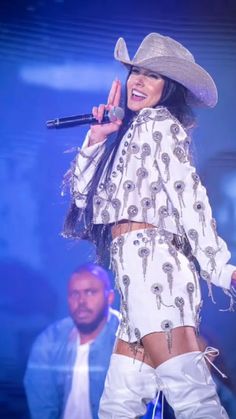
top-left (111, 228), bottom-right (202, 350)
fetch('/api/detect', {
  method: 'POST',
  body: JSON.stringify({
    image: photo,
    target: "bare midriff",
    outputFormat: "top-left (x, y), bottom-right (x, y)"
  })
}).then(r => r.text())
top-left (111, 220), bottom-right (155, 239)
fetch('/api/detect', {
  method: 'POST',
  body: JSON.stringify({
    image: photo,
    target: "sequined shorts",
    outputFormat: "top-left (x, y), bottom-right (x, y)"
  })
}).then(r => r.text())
top-left (111, 228), bottom-right (202, 346)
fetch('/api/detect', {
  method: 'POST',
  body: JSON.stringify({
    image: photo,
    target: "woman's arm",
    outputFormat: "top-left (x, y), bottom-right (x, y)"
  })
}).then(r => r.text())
top-left (88, 79), bottom-right (122, 145)
top-left (68, 79), bottom-right (123, 208)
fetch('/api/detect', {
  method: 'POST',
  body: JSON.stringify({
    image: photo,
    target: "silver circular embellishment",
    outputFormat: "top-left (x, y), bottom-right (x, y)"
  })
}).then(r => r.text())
top-left (200, 270), bottom-right (210, 280)
top-left (151, 283), bottom-right (163, 295)
top-left (101, 209), bottom-right (110, 224)
top-left (137, 109), bottom-right (152, 122)
top-left (94, 196), bottom-right (104, 207)
top-left (134, 328), bottom-right (141, 340)
top-left (184, 136), bottom-right (191, 146)
top-left (161, 320), bottom-right (173, 332)
top-left (117, 236), bottom-right (125, 246)
top-left (186, 282), bottom-right (194, 293)
top-left (161, 153), bottom-right (170, 164)
top-left (146, 228), bottom-right (158, 238)
top-left (111, 243), bottom-right (118, 255)
top-left (175, 296), bottom-right (185, 308)
top-left (192, 173), bottom-right (200, 183)
top-left (111, 198), bottom-right (121, 209)
top-left (123, 180), bottom-right (135, 192)
top-left (137, 233), bottom-right (143, 238)
top-left (168, 246), bottom-right (177, 258)
top-left (173, 146), bottom-right (185, 162)
top-left (111, 170), bottom-right (117, 178)
top-left (129, 143), bottom-right (140, 154)
top-left (172, 208), bottom-right (180, 219)
top-left (211, 218), bottom-right (217, 229)
top-left (193, 201), bottom-right (205, 212)
top-left (174, 180), bottom-right (185, 193)
top-left (98, 183), bottom-right (105, 190)
top-left (141, 197), bottom-right (152, 209)
top-left (153, 131), bottom-right (163, 141)
top-left (136, 167), bottom-right (148, 179)
top-left (138, 247), bottom-right (150, 258)
top-left (154, 107), bottom-right (169, 120)
top-left (164, 231), bottom-right (174, 242)
top-left (150, 181), bottom-right (162, 194)
top-left (142, 109), bottom-right (152, 118)
top-left (106, 182), bottom-right (116, 195)
top-left (205, 246), bottom-right (216, 257)
top-left (158, 206), bottom-right (168, 217)
top-left (189, 261), bottom-right (197, 272)
top-left (122, 275), bottom-right (130, 286)
top-left (127, 205), bottom-right (138, 218)
top-left (162, 262), bottom-right (174, 273)
top-left (170, 123), bottom-right (180, 135)
top-left (188, 229), bottom-right (198, 240)
top-left (141, 143), bottom-right (151, 156)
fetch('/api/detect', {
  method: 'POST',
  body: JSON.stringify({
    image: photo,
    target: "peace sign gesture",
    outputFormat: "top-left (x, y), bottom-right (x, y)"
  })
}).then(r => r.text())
top-left (89, 79), bottom-right (123, 146)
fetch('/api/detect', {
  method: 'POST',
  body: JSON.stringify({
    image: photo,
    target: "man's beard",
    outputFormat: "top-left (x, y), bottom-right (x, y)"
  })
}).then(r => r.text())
top-left (73, 304), bottom-right (108, 334)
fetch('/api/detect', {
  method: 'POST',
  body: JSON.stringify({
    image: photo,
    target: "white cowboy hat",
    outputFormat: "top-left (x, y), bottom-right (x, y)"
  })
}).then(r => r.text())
top-left (114, 33), bottom-right (218, 108)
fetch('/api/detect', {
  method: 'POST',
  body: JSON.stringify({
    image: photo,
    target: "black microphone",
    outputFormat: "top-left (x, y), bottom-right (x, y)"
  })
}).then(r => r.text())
top-left (46, 106), bottom-right (124, 129)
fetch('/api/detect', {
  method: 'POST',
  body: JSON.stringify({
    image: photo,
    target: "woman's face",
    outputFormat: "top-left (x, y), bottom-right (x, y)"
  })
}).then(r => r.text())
top-left (126, 66), bottom-right (165, 112)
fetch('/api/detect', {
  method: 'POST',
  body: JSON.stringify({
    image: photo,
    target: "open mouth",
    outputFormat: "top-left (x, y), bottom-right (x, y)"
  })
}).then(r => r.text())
top-left (131, 89), bottom-right (147, 100)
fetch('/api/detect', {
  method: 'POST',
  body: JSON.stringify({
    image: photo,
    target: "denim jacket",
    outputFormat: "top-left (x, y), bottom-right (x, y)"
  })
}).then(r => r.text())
top-left (24, 309), bottom-right (120, 419)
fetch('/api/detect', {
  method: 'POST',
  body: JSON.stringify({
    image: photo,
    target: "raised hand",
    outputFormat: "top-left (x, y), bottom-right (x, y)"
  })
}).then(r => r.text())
top-left (89, 79), bottom-right (123, 145)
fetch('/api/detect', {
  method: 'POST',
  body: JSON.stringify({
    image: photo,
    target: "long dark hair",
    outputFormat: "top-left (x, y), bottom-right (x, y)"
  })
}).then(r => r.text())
top-left (63, 73), bottom-right (195, 266)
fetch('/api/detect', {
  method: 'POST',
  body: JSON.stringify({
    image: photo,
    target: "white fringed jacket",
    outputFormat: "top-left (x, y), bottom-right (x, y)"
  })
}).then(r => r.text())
top-left (69, 106), bottom-right (235, 300)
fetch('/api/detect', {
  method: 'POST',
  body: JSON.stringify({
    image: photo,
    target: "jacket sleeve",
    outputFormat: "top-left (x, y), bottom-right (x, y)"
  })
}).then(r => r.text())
top-left (152, 114), bottom-right (235, 292)
top-left (70, 130), bottom-right (106, 208)
top-left (24, 332), bottom-right (60, 419)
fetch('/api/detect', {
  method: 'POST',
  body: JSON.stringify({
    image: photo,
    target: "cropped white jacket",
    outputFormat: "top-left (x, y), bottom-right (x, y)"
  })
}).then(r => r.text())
top-left (70, 106), bottom-right (235, 293)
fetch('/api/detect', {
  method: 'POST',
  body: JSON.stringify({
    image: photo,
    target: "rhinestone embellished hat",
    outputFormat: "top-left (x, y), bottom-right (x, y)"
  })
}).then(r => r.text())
top-left (114, 33), bottom-right (218, 108)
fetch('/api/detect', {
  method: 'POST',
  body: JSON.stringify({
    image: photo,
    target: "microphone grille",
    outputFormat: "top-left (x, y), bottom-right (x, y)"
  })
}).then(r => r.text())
top-left (108, 106), bottom-right (125, 122)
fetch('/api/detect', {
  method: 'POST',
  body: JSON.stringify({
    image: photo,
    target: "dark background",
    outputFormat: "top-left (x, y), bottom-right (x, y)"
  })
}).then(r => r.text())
top-left (0, 0), bottom-right (236, 417)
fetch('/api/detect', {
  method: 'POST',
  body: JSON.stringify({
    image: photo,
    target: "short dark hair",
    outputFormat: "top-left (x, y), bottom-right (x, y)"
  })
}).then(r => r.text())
top-left (71, 263), bottom-right (111, 291)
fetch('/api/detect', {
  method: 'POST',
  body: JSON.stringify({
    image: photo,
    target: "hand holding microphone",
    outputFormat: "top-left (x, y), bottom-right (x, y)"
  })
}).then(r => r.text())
top-left (46, 80), bottom-right (124, 146)
top-left (89, 79), bottom-right (123, 145)
top-left (46, 106), bottom-right (124, 129)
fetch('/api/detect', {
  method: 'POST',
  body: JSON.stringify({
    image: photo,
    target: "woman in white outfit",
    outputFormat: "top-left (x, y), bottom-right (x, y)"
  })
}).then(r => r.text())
top-left (64, 33), bottom-right (236, 418)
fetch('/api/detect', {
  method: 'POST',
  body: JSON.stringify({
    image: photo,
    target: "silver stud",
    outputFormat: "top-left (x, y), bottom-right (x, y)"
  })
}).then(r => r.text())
top-left (161, 319), bottom-right (173, 353)
top-left (175, 296), bottom-right (185, 325)
top-left (138, 247), bottom-right (150, 278)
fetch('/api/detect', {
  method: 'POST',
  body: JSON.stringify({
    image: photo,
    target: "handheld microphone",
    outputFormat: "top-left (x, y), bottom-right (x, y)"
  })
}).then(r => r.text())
top-left (46, 106), bottom-right (124, 129)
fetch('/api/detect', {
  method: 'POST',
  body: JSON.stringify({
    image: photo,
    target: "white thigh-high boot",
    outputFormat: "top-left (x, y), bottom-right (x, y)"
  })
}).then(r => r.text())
top-left (155, 350), bottom-right (229, 419)
top-left (99, 353), bottom-right (158, 419)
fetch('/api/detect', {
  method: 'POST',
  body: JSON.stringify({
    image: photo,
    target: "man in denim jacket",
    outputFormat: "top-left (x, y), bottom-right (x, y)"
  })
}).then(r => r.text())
top-left (24, 263), bottom-right (120, 419)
